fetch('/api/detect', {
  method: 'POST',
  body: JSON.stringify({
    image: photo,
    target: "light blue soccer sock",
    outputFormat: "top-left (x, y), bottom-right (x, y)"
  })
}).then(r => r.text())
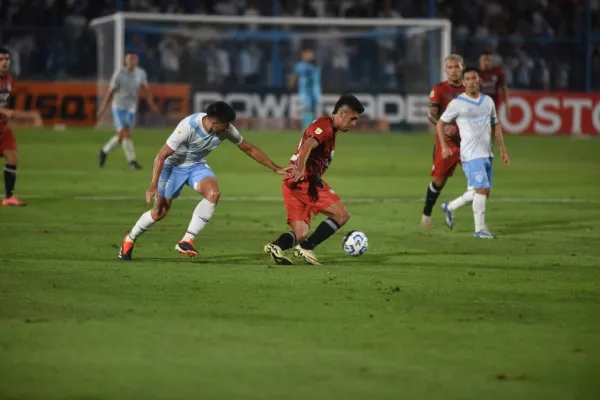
top-left (302, 111), bottom-right (314, 130)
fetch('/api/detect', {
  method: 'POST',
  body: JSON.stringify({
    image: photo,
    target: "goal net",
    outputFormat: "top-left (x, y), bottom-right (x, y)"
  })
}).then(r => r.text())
top-left (90, 13), bottom-right (451, 131)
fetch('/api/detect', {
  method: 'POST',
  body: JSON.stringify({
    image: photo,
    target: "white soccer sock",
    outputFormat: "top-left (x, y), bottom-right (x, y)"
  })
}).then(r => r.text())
top-left (121, 138), bottom-right (137, 163)
top-left (102, 135), bottom-right (120, 153)
top-left (448, 190), bottom-right (475, 212)
top-left (472, 193), bottom-right (487, 232)
top-left (126, 210), bottom-right (156, 242)
top-left (182, 199), bottom-right (217, 242)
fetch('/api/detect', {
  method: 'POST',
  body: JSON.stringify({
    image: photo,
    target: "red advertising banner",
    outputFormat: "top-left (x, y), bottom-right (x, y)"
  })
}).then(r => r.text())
top-left (499, 91), bottom-right (600, 136)
top-left (9, 81), bottom-right (190, 127)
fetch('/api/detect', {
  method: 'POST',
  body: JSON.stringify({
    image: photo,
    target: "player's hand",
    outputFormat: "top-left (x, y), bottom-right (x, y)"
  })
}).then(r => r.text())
top-left (275, 166), bottom-right (294, 176)
top-left (442, 147), bottom-right (453, 159)
top-left (145, 186), bottom-right (157, 204)
top-left (444, 125), bottom-right (458, 137)
top-left (150, 103), bottom-right (161, 114)
top-left (96, 109), bottom-right (106, 120)
top-left (501, 150), bottom-right (510, 165)
top-left (291, 167), bottom-right (305, 182)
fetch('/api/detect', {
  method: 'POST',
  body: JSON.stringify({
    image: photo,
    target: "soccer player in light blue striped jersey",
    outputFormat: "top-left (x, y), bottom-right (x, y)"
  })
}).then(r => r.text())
top-left (437, 67), bottom-right (510, 238)
top-left (289, 47), bottom-right (322, 130)
top-left (118, 101), bottom-right (292, 261)
top-left (97, 51), bottom-right (160, 170)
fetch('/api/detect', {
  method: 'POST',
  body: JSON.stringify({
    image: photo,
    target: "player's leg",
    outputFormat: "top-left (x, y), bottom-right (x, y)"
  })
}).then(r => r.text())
top-left (99, 109), bottom-right (124, 167)
top-left (1, 129), bottom-right (25, 206)
top-left (300, 95), bottom-right (315, 130)
top-left (295, 185), bottom-right (348, 265)
top-left (421, 142), bottom-right (450, 227)
top-left (441, 186), bottom-right (475, 230)
top-left (119, 112), bottom-right (141, 169)
top-left (264, 181), bottom-right (309, 265)
top-left (119, 165), bottom-right (182, 260)
top-left (464, 158), bottom-right (494, 238)
top-left (176, 164), bottom-right (219, 257)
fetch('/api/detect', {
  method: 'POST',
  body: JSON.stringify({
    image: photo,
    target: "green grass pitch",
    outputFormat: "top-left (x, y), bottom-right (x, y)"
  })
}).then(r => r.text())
top-left (1, 128), bottom-right (599, 400)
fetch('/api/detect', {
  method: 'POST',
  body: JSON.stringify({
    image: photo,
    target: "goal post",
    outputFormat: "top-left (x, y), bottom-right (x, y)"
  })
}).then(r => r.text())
top-left (90, 12), bottom-right (451, 131)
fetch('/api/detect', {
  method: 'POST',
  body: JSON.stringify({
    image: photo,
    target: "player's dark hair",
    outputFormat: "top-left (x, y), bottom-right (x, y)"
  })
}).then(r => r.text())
top-left (463, 66), bottom-right (481, 77)
top-left (0, 48), bottom-right (10, 56)
top-left (206, 101), bottom-right (237, 123)
top-left (333, 94), bottom-right (364, 114)
top-left (480, 50), bottom-right (492, 57)
top-left (124, 50), bottom-right (137, 56)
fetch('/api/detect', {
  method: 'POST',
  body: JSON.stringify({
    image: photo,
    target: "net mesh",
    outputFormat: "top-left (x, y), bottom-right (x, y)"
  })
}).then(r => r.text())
top-left (92, 16), bottom-right (448, 130)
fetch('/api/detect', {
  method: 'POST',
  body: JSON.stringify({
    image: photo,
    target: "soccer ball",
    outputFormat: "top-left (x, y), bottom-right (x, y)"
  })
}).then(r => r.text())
top-left (342, 230), bottom-right (368, 256)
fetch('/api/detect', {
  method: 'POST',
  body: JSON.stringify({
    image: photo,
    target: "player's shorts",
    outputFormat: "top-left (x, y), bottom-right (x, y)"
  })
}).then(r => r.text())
top-left (157, 162), bottom-right (216, 199)
top-left (431, 141), bottom-right (461, 180)
top-left (0, 127), bottom-right (17, 153)
top-left (462, 157), bottom-right (493, 190)
top-left (112, 108), bottom-right (136, 131)
top-left (282, 177), bottom-right (341, 225)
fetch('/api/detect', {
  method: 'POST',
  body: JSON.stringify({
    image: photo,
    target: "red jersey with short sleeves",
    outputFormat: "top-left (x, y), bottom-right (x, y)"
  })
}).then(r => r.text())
top-left (480, 67), bottom-right (505, 105)
top-left (429, 81), bottom-right (464, 150)
top-left (0, 74), bottom-right (13, 132)
top-left (290, 116), bottom-right (336, 179)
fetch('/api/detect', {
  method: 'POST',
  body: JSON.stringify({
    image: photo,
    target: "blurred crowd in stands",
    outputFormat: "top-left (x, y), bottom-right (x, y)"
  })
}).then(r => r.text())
top-left (1, 0), bottom-right (599, 91)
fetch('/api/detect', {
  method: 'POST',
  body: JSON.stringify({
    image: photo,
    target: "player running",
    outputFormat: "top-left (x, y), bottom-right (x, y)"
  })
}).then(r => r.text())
top-left (437, 67), bottom-right (510, 238)
top-left (97, 51), bottom-right (160, 170)
top-left (421, 54), bottom-right (465, 228)
top-left (289, 46), bottom-right (321, 130)
top-left (119, 101), bottom-right (291, 260)
top-left (0, 48), bottom-right (41, 207)
top-left (264, 94), bottom-right (364, 266)
top-left (479, 50), bottom-right (510, 119)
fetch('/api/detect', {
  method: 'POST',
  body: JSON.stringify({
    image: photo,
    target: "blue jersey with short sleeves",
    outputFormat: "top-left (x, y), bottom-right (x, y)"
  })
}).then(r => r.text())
top-left (294, 61), bottom-right (321, 100)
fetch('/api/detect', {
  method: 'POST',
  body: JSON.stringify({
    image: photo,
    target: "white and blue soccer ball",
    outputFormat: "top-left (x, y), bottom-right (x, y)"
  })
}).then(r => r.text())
top-left (342, 230), bottom-right (368, 256)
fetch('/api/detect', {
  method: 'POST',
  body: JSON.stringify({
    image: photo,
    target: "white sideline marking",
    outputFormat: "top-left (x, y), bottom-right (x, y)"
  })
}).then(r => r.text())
top-left (17, 195), bottom-right (599, 204)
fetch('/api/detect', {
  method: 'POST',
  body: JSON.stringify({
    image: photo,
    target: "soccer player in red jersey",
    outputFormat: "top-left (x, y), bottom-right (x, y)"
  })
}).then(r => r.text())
top-left (0, 48), bottom-right (40, 206)
top-left (479, 50), bottom-right (510, 120)
top-left (421, 54), bottom-right (465, 228)
top-left (264, 94), bottom-right (364, 265)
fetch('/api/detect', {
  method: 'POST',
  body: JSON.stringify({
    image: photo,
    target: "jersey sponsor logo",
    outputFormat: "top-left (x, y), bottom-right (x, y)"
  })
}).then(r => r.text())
top-left (430, 90), bottom-right (435, 98)
top-left (314, 127), bottom-right (323, 135)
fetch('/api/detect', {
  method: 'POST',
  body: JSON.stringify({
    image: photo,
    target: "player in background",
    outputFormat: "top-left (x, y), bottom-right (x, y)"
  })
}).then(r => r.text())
top-left (119, 101), bottom-right (291, 260)
top-left (97, 51), bottom-right (160, 170)
top-left (289, 46), bottom-right (321, 130)
top-left (420, 54), bottom-right (465, 228)
top-left (479, 50), bottom-right (510, 120)
top-left (0, 48), bottom-right (41, 206)
top-left (264, 95), bottom-right (364, 266)
top-left (437, 67), bottom-right (510, 238)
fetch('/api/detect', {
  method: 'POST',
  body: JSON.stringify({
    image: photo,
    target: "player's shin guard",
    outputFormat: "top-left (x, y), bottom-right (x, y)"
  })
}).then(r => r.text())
top-left (300, 218), bottom-right (341, 250)
top-left (448, 190), bottom-right (475, 212)
top-left (423, 182), bottom-right (442, 217)
top-left (272, 232), bottom-right (296, 251)
top-left (473, 193), bottom-right (487, 232)
top-left (3, 164), bottom-right (16, 198)
top-left (102, 135), bottom-right (120, 153)
top-left (182, 199), bottom-right (217, 242)
top-left (121, 139), bottom-right (137, 163)
top-left (302, 111), bottom-right (314, 130)
top-left (127, 210), bottom-right (156, 242)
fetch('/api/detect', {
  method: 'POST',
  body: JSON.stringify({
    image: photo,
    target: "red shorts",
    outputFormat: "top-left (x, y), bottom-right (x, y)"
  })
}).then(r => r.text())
top-left (282, 177), bottom-right (341, 225)
top-left (0, 128), bottom-right (17, 153)
top-left (431, 141), bottom-right (460, 180)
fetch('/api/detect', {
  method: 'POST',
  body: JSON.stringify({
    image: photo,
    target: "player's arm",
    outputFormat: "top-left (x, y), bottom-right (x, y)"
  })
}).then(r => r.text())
top-left (498, 69), bottom-right (510, 119)
top-left (287, 73), bottom-right (298, 90)
top-left (237, 139), bottom-right (290, 175)
top-left (291, 137), bottom-right (319, 182)
top-left (0, 107), bottom-right (42, 125)
top-left (96, 86), bottom-right (116, 119)
top-left (491, 104), bottom-right (510, 165)
top-left (427, 88), bottom-right (440, 126)
top-left (140, 83), bottom-right (160, 114)
top-left (436, 101), bottom-right (458, 158)
top-left (146, 144), bottom-right (175, 203)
